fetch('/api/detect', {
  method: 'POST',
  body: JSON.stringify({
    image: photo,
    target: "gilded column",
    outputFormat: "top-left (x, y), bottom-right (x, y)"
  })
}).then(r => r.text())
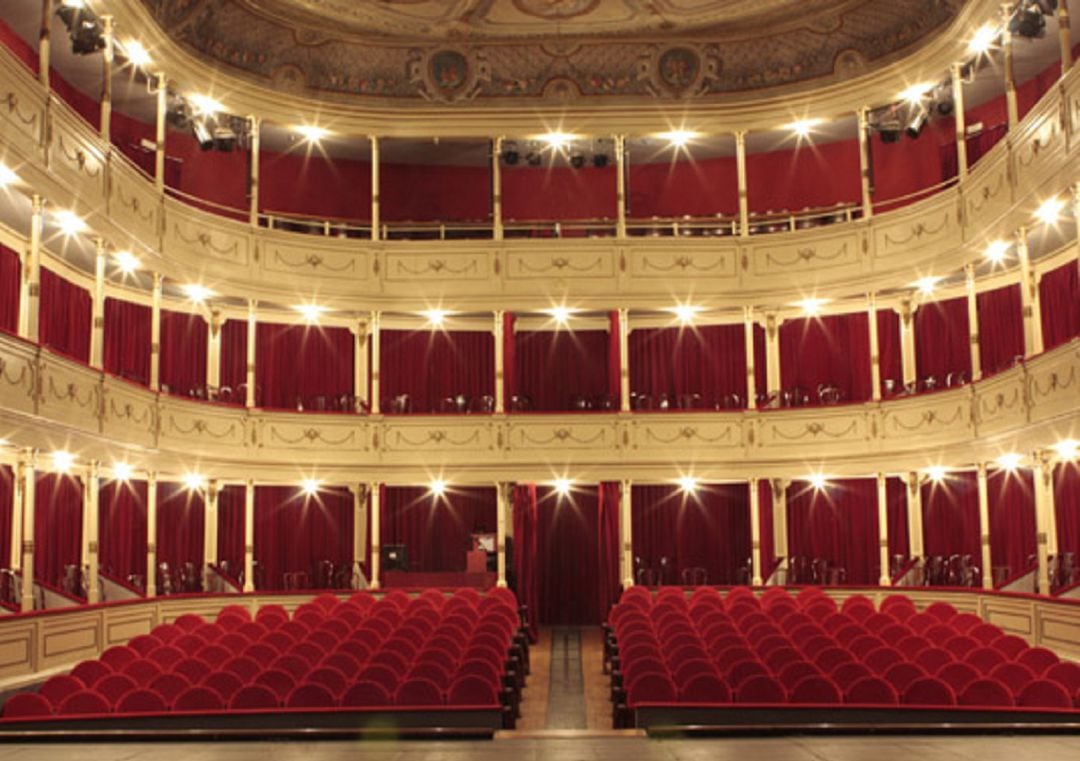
top-left (494, 311), bottom-right (505, 414)
top-left (876, 473), bottom-right (890, 586)
top-left (19, 451), bottom-right (36, 612)
top-left (204, 480), bottom-right (219, 590)
top-left (771, 479), bottom-right (789, 572)
top-left (765, 313), bottom-right (781, 400)
top-left (370, 310), bottom-right (381, 414)
top-left (965, 263), bottom-right (982, 381)
top-left (90, 239), bottom-right (106, 369)
top-left (976, 463), bottom-right (993, 590)
top-left (21, 195), bottom-right (44, 343)
top-left (99, 15), bottom-right (114, 142)
top-left (496, 482), bottom-right (508, 588)
top-left (206, 310), bottom-right (222, 390)
top-left (951, 63), bottom-right (968, 179)
top-left (9, 455), bottom-right (23, 571)
top-left (149, 273), bottom-right (163, 391)
top-left (898, 301), bottom-right (917, 388)
top-left (868, 293), bottom-right (882, 401)
top-left (248, 116), bottom-right (261, 227)
top-left (84, 462), bottom-right (100, 604)
top-left (1060, 0), bottom-right (1073, 73)
top-left (245, 300), bottom-right (257, 408)
top-left (1032, 454), bottom-right (1055, 595)
top-left (146, 472), bottom-right (157, 597)
top-left (618, 307), bottom-right (630, 413)
top-left (749, 479), bottom-right (762, 586)
top-left (1016, 227), bottom-right (1043, 356)
top-left (352, 484), bottom-right (367, 586)
top-left (354, 319), bottom-right (369, 410)
top-left (492, 137), bottom-right (504, 241)
top-left (856, 108), bottom-right (873, 218)
top-left (744, 307), bottom-right (757, 409)
top-left (735, 130), bottom-right (749, 237)
top-left (154, 73), bottom-right (167, 191)
top-left (243, 480), bottom-right (254, 593)
top-left (615, 134), bottom-right (627, 238)
top-left (907, 472), bottom-right (925, 559)
top-left (370, 135), bottom-right (380, 241)
top-left (369, 482), bottom-right (381, 589)
top-left (1002, 3), bottom-right (1019, 129)
top-left (37, 0), bottom-right (50, 89)
top-left (620, 479), bottom-right (633, 588)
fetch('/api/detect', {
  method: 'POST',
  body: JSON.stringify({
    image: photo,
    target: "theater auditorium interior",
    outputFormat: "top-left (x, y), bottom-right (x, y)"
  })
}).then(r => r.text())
top-left (0, 0), bottom-right (1077, 758)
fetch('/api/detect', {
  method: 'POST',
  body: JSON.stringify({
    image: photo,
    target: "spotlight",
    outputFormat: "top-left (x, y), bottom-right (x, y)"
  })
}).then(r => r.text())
top-left (795, 298), bottom-right (828, 316)
top-left (295, 125), bottom-right (330, 144)
top-left (913, 276), bottom-right (942, 295)
top-left (182, 284), bottom-right (214, 303)
top-left (996, 453), bottom-right (1024, 471)
top-left (569, 153), bottom-right (585, 169)
top-left (123, 40), bottom-right (152, 68)
top-left (189, 94), bottom-right (224, 116)
top-left (192, 118), bottom-right (214, 151)
top-left (984, 240), bottom-right (1010, 264)
top-left (422, 309), bottom-right (448, 326)
top-left (501, 141), bottom-right (520, 166)
top-left (53, 210), bottom-right (86, 237)
top-left (0, 163), bottom-right (18, 187)
top-left (301, 478), bottom-right (321, 496)
top-left (677, 476), bottom-right (698, 494)
top-left (552, 478), bottom-right (572, 497)
top-left (898, 82), bottom-right (934, 105)
top-left (52, 450), bottom-right (76, 473)
top-left (182, 473), bottom-right (206, 491)
top-left (1035, 197), bottom-right (1065, 225)
top-left (1053, 439), bottom-right (1079, 460)
top-left (671, 305), bottom-right (701, 325)
top-left (925, 466), bottom-right (948, 482)
top-left (906, 109), bottom-right (929, 139)
top-left (1011, 2), bottom-right (1047, 39)
top-left (56, 2), bottom-right (104, 56)
top-left (808, 473), bottom-right (828, 491)
top-left (113, 462), bottom-right (134, 482)
top-left (430, 479), bottom-right (447, 498)
top-left (114, 251), bottom-right (141, 274)
top-left (294, 304), bottom-right (327, 323)
top-left (591, 153), bottom-right (609, 168)
top-left (878, 126), bottom-right (902, 144)
top-left (546, 306), bottom-right (573, 324)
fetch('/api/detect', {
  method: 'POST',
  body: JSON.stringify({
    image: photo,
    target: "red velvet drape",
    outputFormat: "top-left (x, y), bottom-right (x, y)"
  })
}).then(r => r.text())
top-left (747, 139), bottom-right (861, 212)
top-left (628, 155), bottom-right (738, 218)
top-left (628, 324), bottom-right (747, 407)
top-left (0, 466), bottom-right (13, 572)
top-left (759, 480), bottom-right (776, 581)
top-left (921, 472), bottom-right (981, 581)
top-left (987, 468), bottom-right (1036, 584)
top-left (779, 313), bottom-right (872, 402)
top-left (39, 269), bottom-right (91, 363)
top-left (216, 485), bottom-right (245, 581)
top-left (98, 480), bottom-right (147, 585)
top-left (103, 298), bottom-right (151, 386)
top-left (381, 162), bottom-right (490, 223)
top-left (502, 313), bottom-right (516, 411)
top-left (380, 486), bottom-right (496, 573)
top-left (219, 319), bottom-right (248, 400)
top-left (159, 310), bottom-right (208, 397)
top-left (535, 484), bottom-right (603, 625)
top-left (1054, 463), bottom-right (1080, 556)
top-left (34, 473), bottom-right (83, 590)
top-left (915, 296), bottom-right (971, 383)
top-left (631, 483), bottom-right (751, 585)
top-left (502, 166), bottom-right (617, 222)
top-left (512, 484), bottom-right (539, 641)
top-left (596, 481), bottom-right (622, 621)
top-left (379, 329), bottom-right (494, 413)
top-left (0, 244), bottom-right (19, 335)
top-left (607, 312), bottom-right (621, 408)
top-left (786, 479), bottom-right (879, 584)
top-left (156, 483), bottom-right (205, 572)
top-left (753, 324), bottom-right (767, 402)
top-left (253, 485), bottom-right (353, 590)
top-left (887, 476), bottom-right (910, 565)
top-left (512, 328), bottom-right (612, 411)
top-left (977, 284), bottom-right (1024, 376)
top-left (255, 323), bottom-right (354, 410)
top-left (877, 308), bottom-right (903, 394)
top-left (1039, 262), bottom-right (1079, 351)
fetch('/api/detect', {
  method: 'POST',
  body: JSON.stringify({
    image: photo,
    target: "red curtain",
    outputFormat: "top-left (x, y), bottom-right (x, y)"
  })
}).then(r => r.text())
top-left (747, 139), bottom-right (861, 212)
top-left (103, 298), bottom-right (151, 386)
top-left (381, 486), bottom-right (496, 573)
top-left (607, 312), bottom-right (621, 407)
top-left (915, 296), bottom-right (971, 383)
top-left (255, 323), bottom-right (354, 410)
top-left (502, 165), bottom-right (617, 222)
top-left (628, 155), bottom-right (738, 217)
top-left (34, 474), bottom-right (83, 590)
top-left (381, 162), bottom-right (490, 223)
top-left (596, 481), bottom-right (622, 620)
top-left (921, 472), bottom-right (981, 578)
top-left (98, 480), bottom-right (147, 584)
top-left (0, 244), bottom-right (19, 335)
top-left (379, 329), bottom-right (494, 413)
top-left (631, 483), bottom-right (751, 585)
top-left (39, 269), bottom-right (91, 363)
top-left (786, 479), bottom-right (879, 584)
top-left (628, 324), bottom-right (746, 407)
top-left (987, 468), bottom-right (1036, 583)
top-left (753, 324), bottom-right (767, 402)
top-left (535, 484), bottom-right (602, 625)
top-left (156, 482), bottom-right (205, 572)
top-left (160, 310), bottom-right (208, 397)
top-left (511, 329), bottom-right (611, 411)
top-left (216, 485), bottom-right (245, 581)
top-left (977, 284), bottom-right (1024, 376)
top-left (1040, 262), bottom-right (1079, 351)
top-left (219, 319), bottom-right (248, 399)
top-left (887, 477), bottom-right (910, 564)
top-left (759, 480), bottom-right (775, 581)
top-left (779, 313), bottom-right (871, 402)
top-left (0, 466), bottom-right (13, 571)
top-left (877, 308), bottom-right (903, 394)
top-left (512, 484), bottom-right (539, 641)
top-left (502, 312), bottom-right (516, 410)
top-left (1054, 463), bottom-right (1079, 556)
top-left (253, 485), bottom-right (353, 590)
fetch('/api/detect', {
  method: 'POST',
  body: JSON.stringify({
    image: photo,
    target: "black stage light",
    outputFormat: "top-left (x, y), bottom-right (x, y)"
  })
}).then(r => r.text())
top-left (570, 153), bottom-right (585, 169)
top-left (526, 151), bottom-right (541, 166)
top-left (592, 153), bottom-right (609, 168)
top-left (57, 5), bottom-right (105, 55)
top-left (906, 110), bottom-right (929, 139)
top-left (192, 118), bottom-right (213, 151)
top-left (1011, 2), bottom-right (1047, 38)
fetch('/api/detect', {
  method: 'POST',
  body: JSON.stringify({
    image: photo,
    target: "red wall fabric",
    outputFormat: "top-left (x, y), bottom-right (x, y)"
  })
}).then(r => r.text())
top-left (50, 68), bottom-right (99, 129)
top-left (628, 155), bottom-right (738, 218)
top-left (786, 478), bottom-right (879, 584)
top-left (753, 324), bottom-right (767, 401)
top-left (165, 128), bottom-right (249, 217)
top-left (887, 477), bottom-right (910, 565)
top-left (597, 482), bottom-right (622, 621)
top-left (39, 269), bottom-right (91, 363)
top-left (535, 484), bottom-right (603, 625)
top-left (253, 485), bottom-right (353, 590)
top-left (380, 485), bottom-right (496, 573)
top-left (511, 328), bottom-right (612, 411)
top-left (915, 296), bottom-right (971, 383)
top-left (33, 473), bottom-right (83, 591)
top-left (921, 472), bottom-right (981, 581)
top-left (759, 480), bottom-right (776, 580)
top-left (870, 118), bottom-right (950, 208)
top-left (381, 162), bottom-right (491, 223)
top-left (103, 297), bottom-right (151, 386)
top-left (260, 150), bottom-right (372, 221)
top-left (219, 319), bottom-right (248, 398)
top-left (987, 468), bottom-right (1036, 584)
top-left (98, 480), bottom-right (147, 585)
top-left (502, 312), bottom-right (516, 410)
top-left (0, 466), bottom-right (13, 573)
top-left (631, 483), bottom-right (751, 586)
top-left (1054, 463), bottom-right (1079, 556)
top-left (629, 324), bottom-right (747, 407)
top-left (977, 284), bottom-right (1024, 376)
top-left (255, 323), bottom-right (354, 410)
top-left (216, 485), bottom-right (245, 582)
top-left (502, 166), bottom-right (617, 222)
top-left (0, 17), bottom-right (37, 71)
top-left (156, 482), bottom-right (205, 572)
top-left (379, 329), bottom-right (494, 413)
top-left (512, 484), bottom-right (539, 642)
top-left (877, 308), bottom-right (903, 393)
top-left (0, 245), bottom-right (19, 335)
top-left (109, 109), bottom-right (159, 179)
top-left (780, 313), bottom-right (872, 402)
top-left (607, 312), bottom-right (621, 406)
top-left (1040, 262), bottom-right (1079, 350)
top-left (159, 310), bottom-right (208, 397)
top-left (746, 139), bottom-right (861, 213)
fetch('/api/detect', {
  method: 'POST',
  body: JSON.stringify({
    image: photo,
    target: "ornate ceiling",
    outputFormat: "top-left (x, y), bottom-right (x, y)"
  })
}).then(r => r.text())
top-left (139, 0), bottom-right (965, 103)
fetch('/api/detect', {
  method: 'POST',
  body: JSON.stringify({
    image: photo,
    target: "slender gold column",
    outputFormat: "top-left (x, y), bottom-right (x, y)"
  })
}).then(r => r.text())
top-left (19, 451), bottom-right (36, 612)
top-left (1003, 3), bottom-right (1019, 129)
top-left (206, 310), bottom-right (221, 390)
top-left (744, 307), bottom-right (757, 409)
top-left (1032, 454), bottom-right (1055, 595)
top-left (38, 0), bottom-right (50, 89)
top-left (370, 135), bottom-right (380, 241)
top-left (354, 319), bottom-right (369, 410)
top-left (907, 472), bottom-right (925, 559)
top-left (149, 273), bottom-right (162, 390)
top-left (243, 480), bottom-right (254, 592)
top-left (493, 311), bottom-right (505, 414)
top-left (146, 472), bottom-right (157, 597)
top-left (977, 463), bottom-right (993, 590)
top-left (1060, 0), bottom-right (1073, 74)
top-left (856, 108), bottom-right (873, 219)
top-left (21, 195), bottom-right (44, 343)
top-left (370, 310), bottom-right (381, 414)
top-left (735, 130), bottom-right (749, 237)
top-left (749, 479), bottom-right (762, 585)
top-left (868, 293), bottom-right (882, 401)
top-left (771, 479), bottom-right (788, 572)
top-left (618, 307), bottom-right (630, 413)
top-left (899, 301), bottom-right (917, 388)
top-left (620, 479), bottom-right (633, 588)
top-left (9, 455), bottom-right (23, 571)
top-left (615, 134), bottom-right (627, 238)
top-left (765, 313), bottom-right (781, 400)
top-left (90, 239), bottom-right (106, 369)
top-left (248, 117), bottom-right (260, 227)
top-left (876, 473), bottom-right (891, 586)
top-left (965, 263), bottom-right (982, 381)
top-left (99, 15), bottom-right (114, 142)
top-left (951, 63), bottom-right (968, 179)
top-left (496, 482), bottom-right (508, 588)
top-left (204, 480), bottom-right (219, 589)
top-left (369, 482), bottom-right (381, 589)
top-left (492, 137), bottom-right (504, 241)
top-left (245, 300), bottom-right (257, 408)
top-left (1016, 226), bottom-right (1043, 356)
top-left (84, 461), bottom-right (100, 604)
top-left (154, 73), bottom-right (167, 191)
top-left (352, 484), bottom-right (367, 586)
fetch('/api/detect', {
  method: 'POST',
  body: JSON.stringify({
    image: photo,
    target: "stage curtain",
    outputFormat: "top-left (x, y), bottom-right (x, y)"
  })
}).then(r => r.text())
top-left (512, 484), bottom-right (539, 642)
top-left (977, 284), bottom-right (1024, 376)
top-left (597, 482), bottom-right (622, 620)
top-left (159, 310), bottom-right (208, 397)
top-left (512, 329), bottom-right (611, 411)
top-left (877, 308), bottom-right (903, 393)
top-left (255, 323), bottom-right (354, 410)
top-left (39, 269), bottom-right (91, 363)
top-left (0, 466), bottom-right (13, 571)
top-left (216, 485), bottom-right (245, 582)
top-left (1040, 262), bottom-right (1079, 350)
top-left (219, 319), bottom-right (248, 399)
top-left (103, 298), bottom-right (151, 386)
top-left (987, 468), bottom-right (1036, 583)
top-left (379, 329), bottom-right (494, 413)
top-left (786, 479), bottom-right (879, 584)
top-left (536, 484), bottom-right (601, 625)
top-left (753, 324), bottom-right (767, 402)
top-left (381, 486), bottom-right (496, 573)
top-left (631, 483), bottom-right (751, 586)
top-left (0, 244), bottom-right (19, 335)
top-left (915, 296), bottom-right (971, 383)
top-left (1054, 463), bottom-right (1079, 556)
top-left (921, 472), bottom-right (981, 580)
top-left (759, 480), bottom-right (775, 581)
top-left (779, 313), bottom-right (872, 402)
top-left (156, 482), bottom-right (205, 572)
top-left (33, 474), bottom-right (83, 591)
top-left (628, 324), bottom-right (747, 406)
top-left (887, 477), bottom-right (910, 565)
top-left (254, 485), bottom-right (353, 590)
top-left (98, 480), bottom-right (147, 585)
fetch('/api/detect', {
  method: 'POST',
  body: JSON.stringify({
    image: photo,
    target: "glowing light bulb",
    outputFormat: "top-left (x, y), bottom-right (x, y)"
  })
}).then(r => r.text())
top-left (914, 276), bottom-right (942, 295)
top-left (295, 124), bottom-right (330, 143)
top-left (301, 478), bottom-right (321, 496)
top-left (54, 210), bottom-right (86, 237)
top-left (52, 450), bottom-right (75, 473)
top-left (0, 163), bottom-right (17, 187)
top-left (677, 476), bottom-right (698, 494)
top-left (541, 132), bottom-right (573, 149)
top-left (984, 240), bottom-right (1009, 264)
top-left (1052, 439), bottom-right (1078, 460)
top-left (996, 452), bottom-right (1024, 471)
top-left (671, 305), bottom-right (701, 325)
top-left (808, 473), bottom-right (828, 491)
top-left (899, 82), bottom-right (934, 105)
top-left (429, 479), bottom-right (447, 497)
top-left (189, 94), bottom-right (224, 116)
top-left (182, 284), bottom-right (214, 303)
top-left (114, 250), bottom-right (140, 274)
top-left (1035, 197), bottom-right (1065, 225)
top-left (547, 306), bottom-right (573, 324)
top-left (113, 462), bottom-right (134, 482)
top-left (925, 466), bottom-right (948, 483)
top-left (796, 298), bottom-right (828, 316)
top-left (968, 24), bottom-right (998, 55)
top-left (294, 303), bottom-right (327, 322)
top-left (423, 309), bottom-right (448, 326)
top-left (124, 40), bottom-right (152, 68)
top-left (786, 118), bottom-right (823, 138)
top-left (658, 130), bottom-right (697, 148)
top-left (553, 478), bottom-right (572, 496)
top-left (183, 473), bottom-right (206, 491)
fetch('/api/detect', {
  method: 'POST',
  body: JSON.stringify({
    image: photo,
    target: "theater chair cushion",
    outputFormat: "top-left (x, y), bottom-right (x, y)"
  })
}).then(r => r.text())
top-left (115, 689), bottom-right (168, 714)
top-left (958, 679), bottom-right (1013, 707)
top-left (2, 693), bottom-right (53, 718)
top-left (1016, 679), bottom-right (1073, 709)
top-left (901, 678), bottom-right (956, 706)
top-left (845, 676), bottom-right (899, 705)
top-left (229, 685), bottom-right (280, 710)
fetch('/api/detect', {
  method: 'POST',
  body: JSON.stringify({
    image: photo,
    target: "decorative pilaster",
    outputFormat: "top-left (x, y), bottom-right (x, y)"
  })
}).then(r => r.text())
top-left (245, 300), bottom-right (257, 408)
top-left (868, 293), bottom-right (882, 401)
top-left (352, 484), bottom-right (368, 585)
top-left (856, 108), bottom-right (873, 218)
top-left (749, 478), bottom-right (762, 586)
top-left (84, 462), bottom-right (100, 604)
top-left (976, 463), bottom-right (993, 590)
top-left (370, 311), bottom-right (381, 414)
top-left (615, 134), bottom-right (627, 238)
top-left (248, 116), bottom-right (260, 226)
top-left (876, 473), bottom-right (890, 586)
top-left (37, 0), bottom-right (50, 89)
top-left (21, 195), bottom-right (44, 343)
top-left (898, 301), bottom-right (917, 387)
top-left (370, 135), bottom-right (380, 241)
top-left (149, 274), bottom-right (162, 391)
top-left (146, 472), bottom-right (157, 597)
top-left (243, 480), bottom-right (254, 592)
top-left (965, 263), bottom-right (982, 381)
top-left (492, 137), bottom-right (504, 241)
top-left (1016, 227), bottom-right (1043, 356)
top-left (771, 479), bottom-right (788, 566)
top-left (90, 239), bottom-right (106, 369)
top-left (99, 15), bottom-right (114, 142)
top-left (620, 479), bottom-right (633, 588)
top-left (369, 482), bottom-right (381, 589)
top-left (618, 307), bottom-right (630, 413)
top-left (735, 130), bottom-right (749, 237)
top-left (19, 452), bottom-right (36, 612)
top-left (9, 455), bottom-right (22, 571)
top-left (951, 63), bottom-right (968, 179)
top-left (496, 482), bottom-right (508, 588)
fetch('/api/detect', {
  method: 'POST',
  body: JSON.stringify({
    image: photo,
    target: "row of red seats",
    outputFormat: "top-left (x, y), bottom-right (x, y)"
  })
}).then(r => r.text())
top-left (2, 588), bottom-right (524, 721)
top-left (607, 587), bottom-right (1080, 723)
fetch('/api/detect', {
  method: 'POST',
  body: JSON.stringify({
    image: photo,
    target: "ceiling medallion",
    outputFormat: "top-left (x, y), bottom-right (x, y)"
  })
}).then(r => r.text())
top-left (512, 0), bottom-right (601, 20)
top-left (638, 45), bottom-right (720, 98)
top-left (408, 48), bottom-right (492, 102)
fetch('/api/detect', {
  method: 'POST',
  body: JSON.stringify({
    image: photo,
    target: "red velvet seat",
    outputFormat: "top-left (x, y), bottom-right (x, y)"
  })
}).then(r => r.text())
top-left (626, 673), bottom-right (677, 707)
top-left (777, 661), bottom-right (820, 688)
top-left (936, 662), bottom-right (980, 694)
top-left (958, 678), bottom-right (1013, 707)
top-left (813, 647), bottom-right (854, 673)
top-left (286, 683), bottom-right (337, 708)
top-left (148, 673), bottom-right (191, 705)
top-left (173, 634), bottom-right (208, 653)
top-left (1016, 679), bottom-right (1073, 709)
top-left (322, 652), bottom-right (362, 676)
top-left (291, 642), bottom-right (324, 667)
top-left (259, 631), bottom-right (294, 653)
top-left (338, 641), bottom-right (373, 665)
top-left (901, 677), bottom-right (956, 706)
top-left (341, 681), bottom-right (391, 707)
top-left (253, 669), bottom-right (295, 701)
top-left (229, 685), bottom-right (280, 710)
top-left (906, 612), bottom-right (936, 634)
top-left (799, 635), bottom-right (837, 658)
top-left (964, 647), bottom-right (1006, 676)
top-left (725, 659), bottom-right (770, 688)
top-left (254, 604), bottom-right (289, 629)
top-left (924, 602), bottom-right (958, 623)
top-left (100, 645), bottom-right (139, 673)
top-left (894, 635), bottom-right (932, 660)
top-left (272, 654), bottom-right (313, 681)
top-left (2, 692), bottom-right (53, 718)
top-left (146, 645), bottom-right (186, 671)
top-left (988, 662), bottom-right (1036, 696)
top-left (883, 662), bottom-right (926, 693)
top-left (222, 656), bottom-right (261, 682)
top-left (95, 673), bottom-right (137, 705)
top-left (128, 634), bottom-right (161, 657)
top-left (151, 623), bottom-right (183, 643)
top-left (949, 613), bottom-right (983, 634)
top-left (120, 659), bottom-right (162, 685)
top-left (448, 676), bottom-right (499, 706)
top-left (1017, 647), bottom-right (1059, 676)
top-left (922, 625), bottom-right (956, 644)
top-left (990, 635), bottom-right (1029, 660)
top-left (913, 648), bottom-right (953, 675)
top-left (840, 595), bottom-right (875, 620)
top-left (789, 676), bottom-right (841, 704)
top-left (201, 671), bottom-right (244, 702)
top-left (71, 660), bottom-right (112, 688)
top-left (357, 665), bottom-right (401, 694)
top-left (58, 690), bottom-right (111, 715)
top-left (1044, 662), bottom-right (1080, 694)
top-left (678, 674), bottom-right (731, 704)
top-left (862, 613), bottom-right (896, 634)
top-left (968, 623), bottom-right (1005, 646)
top-left (218, 633), bottom-right (250, 654)
top-left (174, 686), bottom-right (226, 712)
top-left (196, 644), bottom-right (231, 668)
top-left (237, 622), bottom-right (268, 642)
top-left (878, 624), bottom-right (912, 643)
top-left (863, 647), bottom-right (905, 675)
top-left (880, 595), bottom-right (917, 618)
top-left (306, 631), bottom-right (339, 653)
top-left (847, 635), bottom-right (885, 660)
top-left (763, 647), bottom-right (802, 673)
top-left (829, 661), bottom-right (873, 690)
top-left (805, 601), bottom-right (837, 621)
top-left (115, 689), bottom-right (168, 714)
top-left (734, 675), bottom-right (786, 704)
top-left (174, 614), bottom-right (205, 632)
top-left (308, 666), bottom-right (349, 696)
top-left (173, 658), bottom-right (211, 684)
top-left (942, 635), bottom-right (979, 659)
top-left (38, 675), bottom-right (85, 707)
top-left (845, 676), bottom-right (899, 705)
